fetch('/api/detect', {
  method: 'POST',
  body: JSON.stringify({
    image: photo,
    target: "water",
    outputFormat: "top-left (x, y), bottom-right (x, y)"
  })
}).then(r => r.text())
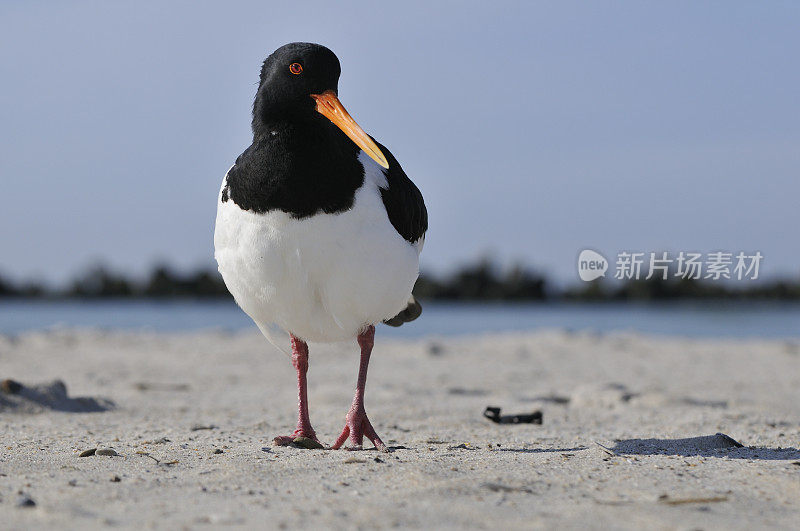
top-left (0, 300), bottom-right (798, 339)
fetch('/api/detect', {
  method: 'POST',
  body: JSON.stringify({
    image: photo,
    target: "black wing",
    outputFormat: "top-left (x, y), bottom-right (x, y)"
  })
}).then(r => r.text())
top-left (372, 139), bottom-right (427, 244)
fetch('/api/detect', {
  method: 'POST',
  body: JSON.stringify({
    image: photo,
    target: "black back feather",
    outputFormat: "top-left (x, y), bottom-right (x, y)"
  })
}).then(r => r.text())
top-left (373, 139), bottom-right (427, 244)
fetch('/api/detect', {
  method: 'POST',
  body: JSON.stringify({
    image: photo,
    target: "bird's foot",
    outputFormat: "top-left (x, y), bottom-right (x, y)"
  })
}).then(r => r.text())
top-left (272, 429), bottom-right (323, 449)
top-left (331, 406), bottom-right (387, 452)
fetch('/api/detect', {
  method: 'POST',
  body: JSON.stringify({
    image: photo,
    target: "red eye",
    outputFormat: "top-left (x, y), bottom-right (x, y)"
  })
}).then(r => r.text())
top-left (289, 63), bottom-right (303, 75)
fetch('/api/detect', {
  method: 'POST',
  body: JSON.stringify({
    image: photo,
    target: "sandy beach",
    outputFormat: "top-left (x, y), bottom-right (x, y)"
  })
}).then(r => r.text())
top-left (1, 328), bottom-right (799, 529)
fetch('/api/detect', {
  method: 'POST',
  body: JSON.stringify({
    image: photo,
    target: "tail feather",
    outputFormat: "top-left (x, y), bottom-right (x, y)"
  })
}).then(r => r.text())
top-left (383, 296), bottom-right (422, 327)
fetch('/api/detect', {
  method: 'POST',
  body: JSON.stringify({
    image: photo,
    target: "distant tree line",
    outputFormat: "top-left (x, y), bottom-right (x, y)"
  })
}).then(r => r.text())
top-left (413, 259), bottom-right (548, 300)
top-left (0, 259), bottom-right (798, 301)
top-left (563, 275), bottom-right (800, 301)
top-left (0, 265), bottom-right (229, 300)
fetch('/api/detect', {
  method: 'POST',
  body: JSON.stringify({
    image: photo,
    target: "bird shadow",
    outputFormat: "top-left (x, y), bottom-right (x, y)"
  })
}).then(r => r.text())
top-left (1, 380), bottom-right (113, 413)
top-left (610, 435), bottom-right (800, 461)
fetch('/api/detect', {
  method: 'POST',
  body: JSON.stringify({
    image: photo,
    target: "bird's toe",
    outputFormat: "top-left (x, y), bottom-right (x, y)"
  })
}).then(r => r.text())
top-left (331, 408), bottom-right (386, 451)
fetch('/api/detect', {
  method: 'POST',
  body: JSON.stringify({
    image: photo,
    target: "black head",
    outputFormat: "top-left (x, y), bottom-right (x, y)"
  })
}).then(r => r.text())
top-left (250, 42), bottom-right (389, 169)
top-left (253, 42), bottom-right (341, 128)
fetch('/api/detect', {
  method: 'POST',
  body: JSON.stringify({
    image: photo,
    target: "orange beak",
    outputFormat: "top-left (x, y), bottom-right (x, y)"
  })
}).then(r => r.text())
top-left (310, 90), bottom-right (389, 169)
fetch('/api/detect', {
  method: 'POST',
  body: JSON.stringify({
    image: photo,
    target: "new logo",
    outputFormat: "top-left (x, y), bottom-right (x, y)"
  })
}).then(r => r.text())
top-left (578, 249), bottom-right (608, 281)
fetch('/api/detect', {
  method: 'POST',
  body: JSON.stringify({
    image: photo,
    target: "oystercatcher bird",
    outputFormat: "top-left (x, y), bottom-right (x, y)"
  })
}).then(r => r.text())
top-left (214, 43), bottom-right (427, 451)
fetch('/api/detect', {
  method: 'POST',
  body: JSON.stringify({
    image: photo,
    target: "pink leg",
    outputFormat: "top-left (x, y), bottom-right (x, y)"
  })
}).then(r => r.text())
top-left (331, 326), bottom-right (387, 452)
top-left (273, 335), bottom-right (321, 447)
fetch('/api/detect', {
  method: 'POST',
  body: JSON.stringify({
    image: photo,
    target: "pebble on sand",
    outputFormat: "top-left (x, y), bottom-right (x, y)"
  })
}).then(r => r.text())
top-left (190, 424), bottom-right (217, 431)
top-left (96, 448), bottom-right (119, 456)
top-left (291, 437), bottom-right (324, 450)
top-left (16, 495), bottom-right (36, 508)
top-left (1, 379), bottom-right (23, 394)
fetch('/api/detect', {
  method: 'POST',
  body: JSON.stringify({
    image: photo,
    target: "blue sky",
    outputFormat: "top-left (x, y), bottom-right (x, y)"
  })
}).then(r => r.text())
top-left (1, 1), bottom-right (798, 285)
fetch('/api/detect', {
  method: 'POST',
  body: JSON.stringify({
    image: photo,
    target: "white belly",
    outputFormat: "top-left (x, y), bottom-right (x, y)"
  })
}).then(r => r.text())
top-left (214, 165), bottom-right (420, 343)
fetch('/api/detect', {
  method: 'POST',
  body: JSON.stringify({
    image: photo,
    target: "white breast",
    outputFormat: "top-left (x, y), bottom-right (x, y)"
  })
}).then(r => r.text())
top-left (214, 153), bottom-right (421, 344)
